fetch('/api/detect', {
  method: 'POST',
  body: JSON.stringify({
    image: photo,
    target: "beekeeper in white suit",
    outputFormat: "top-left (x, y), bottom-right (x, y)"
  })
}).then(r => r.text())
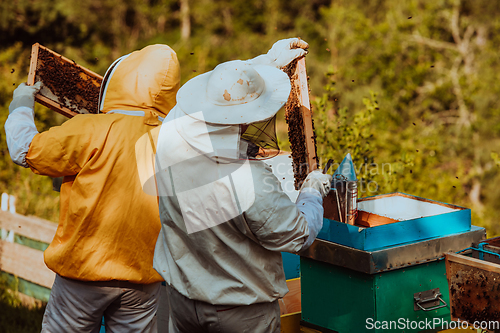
top-left (151, 38), bottom-right (331, 333)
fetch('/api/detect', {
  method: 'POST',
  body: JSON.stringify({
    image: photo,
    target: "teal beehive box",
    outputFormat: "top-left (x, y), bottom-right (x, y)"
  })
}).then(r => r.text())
top-left (300, 192), bottom-right (484, 332)
top-left (319, 192), bottom-right (471, 251)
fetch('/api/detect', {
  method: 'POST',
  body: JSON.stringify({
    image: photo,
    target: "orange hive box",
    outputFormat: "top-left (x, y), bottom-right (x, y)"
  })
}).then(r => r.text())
top-left (355, 210), bottom-right (400, 227)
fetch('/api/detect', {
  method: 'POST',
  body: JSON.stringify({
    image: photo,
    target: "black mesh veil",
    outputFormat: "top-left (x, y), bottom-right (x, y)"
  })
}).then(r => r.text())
top-left (240, 115), bottom-right (280, 160)
top-left (97, 55), bottom-right (126, 112)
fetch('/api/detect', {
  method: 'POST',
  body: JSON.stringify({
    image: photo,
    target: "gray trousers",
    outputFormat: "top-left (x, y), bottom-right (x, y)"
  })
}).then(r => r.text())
top-left (41, 274), bottom-right (161, 333)
top-left (166, 285), bottom-right (280, 333)
top-left (157, 283), bottom-right (170, 332)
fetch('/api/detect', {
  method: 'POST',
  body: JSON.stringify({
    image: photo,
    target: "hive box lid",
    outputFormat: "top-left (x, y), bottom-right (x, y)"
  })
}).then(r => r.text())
top-left (301, 226), bottom-right (485, 274)
top-left (318, 192), bottom-right (471, 251)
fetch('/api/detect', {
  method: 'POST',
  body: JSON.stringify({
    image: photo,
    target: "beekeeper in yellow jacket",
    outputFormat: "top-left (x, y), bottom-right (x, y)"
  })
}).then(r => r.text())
top-left (5, 44), bottom-right (180, 333)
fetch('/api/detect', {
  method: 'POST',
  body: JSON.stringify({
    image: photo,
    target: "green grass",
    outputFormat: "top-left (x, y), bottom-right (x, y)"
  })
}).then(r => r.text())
top-left (0, 301), bottom-right (45, 333)
top-left (0, 277), bottom-right (45, 333)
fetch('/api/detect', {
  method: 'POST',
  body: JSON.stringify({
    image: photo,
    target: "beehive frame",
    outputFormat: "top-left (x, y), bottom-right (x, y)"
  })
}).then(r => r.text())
top-left (283, 57), bottom-right (319, 189)
top-left (27, 43), bottom-right (103, 118)
top-left (446, 252), bottom-right (500, 326)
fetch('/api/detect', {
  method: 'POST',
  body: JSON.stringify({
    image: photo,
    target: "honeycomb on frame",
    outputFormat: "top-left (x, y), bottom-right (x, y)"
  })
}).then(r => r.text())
top-left (28, 43), bottom-right (103, 118)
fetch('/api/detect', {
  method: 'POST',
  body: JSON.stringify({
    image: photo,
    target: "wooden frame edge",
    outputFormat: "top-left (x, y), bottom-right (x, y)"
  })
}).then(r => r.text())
top-left (27, 43), bottom-right (39, 86)
top-left (445, 252), bottom-right (500, 274)
top-left (34, 95), bottom-right (79, 118)
top-left (295, 57), bottom-right (318, 172)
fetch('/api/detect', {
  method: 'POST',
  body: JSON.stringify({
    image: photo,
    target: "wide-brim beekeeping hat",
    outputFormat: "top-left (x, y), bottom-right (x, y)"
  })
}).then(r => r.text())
top-left (177, 60), bottom-right (291, 125)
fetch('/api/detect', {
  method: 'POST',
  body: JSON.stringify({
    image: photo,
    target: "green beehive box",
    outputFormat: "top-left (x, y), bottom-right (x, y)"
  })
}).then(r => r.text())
top-left (300, 258), bottom-right (450, 333)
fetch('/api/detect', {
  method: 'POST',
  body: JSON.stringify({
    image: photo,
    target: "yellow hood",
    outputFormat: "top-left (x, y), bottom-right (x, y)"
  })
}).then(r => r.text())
top-left (99, 44), bottom-right (180, 118)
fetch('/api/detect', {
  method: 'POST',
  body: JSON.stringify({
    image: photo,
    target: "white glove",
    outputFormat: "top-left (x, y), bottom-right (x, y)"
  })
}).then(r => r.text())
top-left (267, 38), bottom-right (309, 68)
top-left (249, 38), bottom-right (309, 69)
top-left (296, 190), bottom-right (324, 250)
top-left (295, 170), bottom-right (331, 250)
top-left (9, 82), bottom-right (42, 114)
top-left (6, 82), bottom-right (42, 167)
top-left (299, 170), bottom-right (332, 198)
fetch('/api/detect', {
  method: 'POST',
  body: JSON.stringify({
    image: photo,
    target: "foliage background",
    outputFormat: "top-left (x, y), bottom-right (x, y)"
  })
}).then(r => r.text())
top-left (0, 275), bottom-right (45, 332)
top-left (0, 0), bottom-right (499, 235)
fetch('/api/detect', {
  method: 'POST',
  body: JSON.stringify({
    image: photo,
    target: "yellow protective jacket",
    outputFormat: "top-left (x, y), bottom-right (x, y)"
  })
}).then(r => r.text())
top-left (26, 44), bottom-right (180, 284)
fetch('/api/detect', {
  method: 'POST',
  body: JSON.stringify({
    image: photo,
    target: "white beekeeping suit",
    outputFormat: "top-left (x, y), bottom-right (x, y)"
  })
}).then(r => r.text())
top-left (149, 39), bottom-right (332, 333)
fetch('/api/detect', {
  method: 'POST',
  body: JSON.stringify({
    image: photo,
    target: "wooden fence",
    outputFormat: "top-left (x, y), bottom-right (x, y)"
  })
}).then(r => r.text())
top-left (0, 194), bottom-right (302, 323)
top-left (0, 199), bottom-right (56, 305)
